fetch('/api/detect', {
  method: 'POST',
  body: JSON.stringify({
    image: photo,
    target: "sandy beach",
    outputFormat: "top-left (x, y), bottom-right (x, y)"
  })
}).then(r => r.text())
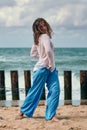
top-left (0, 105), bottom-right (87, 130)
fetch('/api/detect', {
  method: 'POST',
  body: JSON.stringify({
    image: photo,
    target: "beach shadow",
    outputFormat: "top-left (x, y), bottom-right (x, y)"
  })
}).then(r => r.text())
top-left (15, 115), bottom-right (87, 121)
top-left (15, 115), bottom-right (45, 120)
top-left (58, 116), bottom-right (70, 120)
top-left (33, 116), bottom-right (45, 120)
top-left (58, 115), bottom-right (87, 120)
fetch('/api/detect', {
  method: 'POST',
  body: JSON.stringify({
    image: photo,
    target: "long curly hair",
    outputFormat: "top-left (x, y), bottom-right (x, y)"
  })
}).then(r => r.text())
top-left (32, 18), bottom-right (53, 45)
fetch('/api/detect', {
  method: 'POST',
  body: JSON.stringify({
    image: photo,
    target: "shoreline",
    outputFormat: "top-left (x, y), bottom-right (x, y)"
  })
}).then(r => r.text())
top-left (0, 105), bottom-right (87, 130)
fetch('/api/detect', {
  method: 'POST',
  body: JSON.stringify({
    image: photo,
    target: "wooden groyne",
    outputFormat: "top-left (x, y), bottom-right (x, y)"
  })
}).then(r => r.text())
top-left (0, 70), bottom-right (87, 106)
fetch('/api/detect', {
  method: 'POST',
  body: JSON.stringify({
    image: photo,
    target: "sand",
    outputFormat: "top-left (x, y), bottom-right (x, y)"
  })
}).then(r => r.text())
top-left (0, 105), bottom-right (87, 130)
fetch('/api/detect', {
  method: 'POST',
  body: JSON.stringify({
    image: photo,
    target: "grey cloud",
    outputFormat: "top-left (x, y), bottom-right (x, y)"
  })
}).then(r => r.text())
top-left (55, 24), bottom-right (87, 31)
top-left (38, 0), bottom-right (87, 8)
top-left (0, 0), bottom-right (16, 7)
top-left (0, 0), bottom-right (87, 31)
top-left (0, 19), bottom-right (5, 26)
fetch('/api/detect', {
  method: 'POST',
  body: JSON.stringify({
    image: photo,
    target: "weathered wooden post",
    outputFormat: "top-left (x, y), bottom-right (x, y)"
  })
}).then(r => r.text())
top-left (24, 70), bottom-right (31, 95)
top-left (41, 88), bottom-right (45, 100)
top-left (0, 70), bottom-right (6, 100)
top-left (10, 71), bottom-right (19, 100)
top-left (64, 71), bottom-right (72, 105)
top-left (24, 70), bottom-right (45, 100)
top-left (80, 71), bottom-right (87, 105)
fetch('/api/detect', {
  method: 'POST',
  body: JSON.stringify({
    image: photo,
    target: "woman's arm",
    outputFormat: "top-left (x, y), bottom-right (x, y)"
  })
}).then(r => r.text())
top-left (42, 34), bottom-right (54, 69)
top-left (30, 44), bottom-right (39, 59)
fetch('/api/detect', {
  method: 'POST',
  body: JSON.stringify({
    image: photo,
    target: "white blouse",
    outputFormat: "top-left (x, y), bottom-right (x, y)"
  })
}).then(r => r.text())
top-left (30, 34), bottom-right (55, 71)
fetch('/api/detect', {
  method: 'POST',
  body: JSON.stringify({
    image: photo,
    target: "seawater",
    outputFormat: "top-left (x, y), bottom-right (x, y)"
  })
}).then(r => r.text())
top-left (0, 48), bottom-right (87, 105)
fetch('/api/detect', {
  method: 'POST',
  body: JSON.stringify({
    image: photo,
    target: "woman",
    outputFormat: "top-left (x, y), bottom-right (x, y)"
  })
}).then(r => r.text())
top-left (18, 18), bottom-right (60, 121)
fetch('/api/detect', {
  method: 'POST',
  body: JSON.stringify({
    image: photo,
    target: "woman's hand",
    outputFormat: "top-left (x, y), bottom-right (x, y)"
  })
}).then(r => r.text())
top-left (47, 66), bottom-right (53, 70)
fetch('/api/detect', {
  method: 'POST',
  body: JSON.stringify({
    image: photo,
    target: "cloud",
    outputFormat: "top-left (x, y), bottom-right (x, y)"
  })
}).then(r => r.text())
top-left (47, 3), bottom-right (87, 30)
top-left (15, 0), bottom-right (31, 6)
top-left (0, 0), bottom-right (87, 32)
top-left (0, 0), bottom-right (16, 7)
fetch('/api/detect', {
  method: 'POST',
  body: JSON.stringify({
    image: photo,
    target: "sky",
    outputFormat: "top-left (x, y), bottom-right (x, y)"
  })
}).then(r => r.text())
top-left (0, 0), bottom-right (87, 48)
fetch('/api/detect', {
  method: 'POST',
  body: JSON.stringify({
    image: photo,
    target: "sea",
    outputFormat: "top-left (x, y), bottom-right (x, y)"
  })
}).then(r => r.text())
top-left (0, 48), bottom-right (87, 106)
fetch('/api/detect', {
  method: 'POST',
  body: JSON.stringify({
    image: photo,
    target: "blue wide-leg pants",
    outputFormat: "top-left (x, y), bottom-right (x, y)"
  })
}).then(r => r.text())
top-left (20, 68), bottom-right (60, 120)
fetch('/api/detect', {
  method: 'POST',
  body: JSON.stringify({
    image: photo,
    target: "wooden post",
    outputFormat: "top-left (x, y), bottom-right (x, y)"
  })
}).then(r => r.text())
top-left (80, 71), bottom-right (87, 105)
top-left (64, 71), bottom-right (72, 105)
top-left (24, 70), bottom-right (31, 95)
top-left (10, 71), bottom-right (19, 100)
top-left (40, 87), bottom-right (45, 100)
top-left (0, 71), bottom-right (6, 100)
top-left (24, 70), bottom-right (45, 100)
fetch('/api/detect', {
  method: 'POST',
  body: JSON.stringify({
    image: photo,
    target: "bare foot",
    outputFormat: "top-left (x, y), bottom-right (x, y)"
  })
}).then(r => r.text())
top-left (19, 111), bottom-right (23, 116)
top-left (15, 111), bottom-right (23, 120)
top-left (51, 115), bottom-right (59, 122)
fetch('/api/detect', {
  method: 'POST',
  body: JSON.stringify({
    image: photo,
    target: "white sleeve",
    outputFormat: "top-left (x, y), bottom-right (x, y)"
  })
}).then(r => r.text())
top-left (42, 34), bottom-right (54, 67)
top-left (30, 44), bottom-right (39, 59)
